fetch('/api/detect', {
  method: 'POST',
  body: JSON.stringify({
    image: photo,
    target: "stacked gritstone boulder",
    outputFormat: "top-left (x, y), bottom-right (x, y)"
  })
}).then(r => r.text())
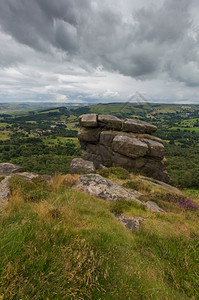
top-left (77, 114), bottom-right (169, 183)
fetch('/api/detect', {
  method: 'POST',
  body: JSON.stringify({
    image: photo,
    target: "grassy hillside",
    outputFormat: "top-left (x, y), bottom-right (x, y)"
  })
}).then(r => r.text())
top-left (0, 173), bottom-right (198, 299)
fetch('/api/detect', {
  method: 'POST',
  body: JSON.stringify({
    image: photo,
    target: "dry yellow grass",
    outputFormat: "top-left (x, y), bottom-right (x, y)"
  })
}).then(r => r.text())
top-left (50, 174), bottom-right (79, 190)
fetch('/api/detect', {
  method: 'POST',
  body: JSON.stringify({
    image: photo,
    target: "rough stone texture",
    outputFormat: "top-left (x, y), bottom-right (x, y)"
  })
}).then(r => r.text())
top-left (79, 114), bottom-right (98, 127)
top-left (98, 114), bottom-right (122, 130)
top-left (146, 201), bottom-right (165, 213)
top-left (78, 127), bottom-right (102, 143)
top-left (73, 174), bottom-right (165, 214)
top-left (15, 172), bottom-right (40, 181)
top-left (140, 158), bottom-right (169, 183)
top-left (141, 139), bottom-right (165, 158)
top-left (115, 214), bottom-right (145, 231)
top-left (112, 135), bottom-right (148, 158)
top-left (69, 158), bottom-right (96, 174)
top-left (78, 114), bottom-right (169, 182)
top-left (73, 174), bottom-right (142, 203)
top-left (100, 131), bottom-right (115, 147)
top-left (0, 163), bottom-right (21, 175)
top-left (0, 176), bottom-right (11, 207)
top-left (123, 119), bottom-right (157, 134)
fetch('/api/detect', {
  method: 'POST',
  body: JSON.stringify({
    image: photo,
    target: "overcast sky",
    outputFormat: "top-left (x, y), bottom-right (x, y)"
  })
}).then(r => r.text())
top-left (0, 0), bottom-right (199, 104)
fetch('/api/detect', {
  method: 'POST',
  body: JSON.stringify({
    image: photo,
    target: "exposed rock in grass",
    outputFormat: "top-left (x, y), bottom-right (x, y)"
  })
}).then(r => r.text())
top-left (15, 172), bottom-right (40, 181)
top-left (0, 163), bottom-right (22, 175)
top-left (145, 201), bottom-right (165, 213)
top-left (115, 214), bottom-right (145, 231)
top-left (139, 175), bottom-right (182, 194)
top-left (0, 176), bottom-right (11, 207)
top-left (73, 174), bottom-right (142, 203)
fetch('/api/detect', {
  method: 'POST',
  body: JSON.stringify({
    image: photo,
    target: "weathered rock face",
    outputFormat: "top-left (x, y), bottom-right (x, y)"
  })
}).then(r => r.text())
top-left (73, 174), bottom-right (142, 203)
top-left (69, 158), bottom-right (96, 174)
top-left (78, 114), bottom-right (169, 182)
top-left (115, 214), bottom-right (145, 231)
top-left (0, 176), bottom-right (11, 207)
top-left (0, 163), bottom-right (22, 175)
top-left (73, 174), bottom-right (165, 214)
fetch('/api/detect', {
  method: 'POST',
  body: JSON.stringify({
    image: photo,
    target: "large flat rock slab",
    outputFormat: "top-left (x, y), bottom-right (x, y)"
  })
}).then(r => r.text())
top-left (98, 115), bottom-right (122, 130)
top-left (123, 119), bottom-right (157, 134)
top-left (73, 174), bottom-right (142, 203)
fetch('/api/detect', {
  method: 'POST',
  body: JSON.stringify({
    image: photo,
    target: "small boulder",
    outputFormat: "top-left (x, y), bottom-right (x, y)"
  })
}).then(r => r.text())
top-left (145, 201), bottom-right (165, 213)
top-left (123, 119), bottom-right (157, 134)
top-left (0, 163), bottom-right (21, 175)
top-left (79, 114), bottom-right (98, 127)
top-left (98, 115), bottom-right (122, 130)
top-left (69, 158), bottom-right (96, 174)
top-left (73, 174), bottom-right (142, 203)
top-left (112, 135), bottom-right (148, 158)
top-left (115, 214), bottom-right (145, 231)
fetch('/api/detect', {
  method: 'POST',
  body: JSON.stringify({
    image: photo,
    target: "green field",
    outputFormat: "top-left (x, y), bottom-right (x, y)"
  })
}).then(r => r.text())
top-left (0, 122), bottom-right (9, 128)
top-left (170, 126), bottom-right (199, 133)
top-left (0, 131), bottom-right (10, 140)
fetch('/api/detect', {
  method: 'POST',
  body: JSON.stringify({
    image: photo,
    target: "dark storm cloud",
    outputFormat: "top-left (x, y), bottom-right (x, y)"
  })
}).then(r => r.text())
top-left (0, 0), bottom-right (197, 80)
top-left (0, 0), bottom-right (199, 103)
top-left (133, 0), bottom-right (192, 43)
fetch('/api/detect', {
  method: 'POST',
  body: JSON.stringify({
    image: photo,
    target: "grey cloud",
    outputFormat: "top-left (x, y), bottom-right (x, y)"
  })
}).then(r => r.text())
top-left (0, 0), bottom-right (196, 79)
top-left (133, 0), bottom-right (192, 43)
top-left (0, 0), bottom-right (199, 102)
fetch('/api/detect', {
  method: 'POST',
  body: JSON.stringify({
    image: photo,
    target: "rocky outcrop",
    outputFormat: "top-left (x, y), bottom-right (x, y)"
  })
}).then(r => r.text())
top-left (77, 114), bottom-right (169, 182)
top-left (69, 158), bottom-right (96, 174)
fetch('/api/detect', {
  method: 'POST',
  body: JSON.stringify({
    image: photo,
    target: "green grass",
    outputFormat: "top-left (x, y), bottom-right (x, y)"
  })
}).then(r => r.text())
top-left (0, 175), bottom-right (199, 299)
top-left (181, 118), bottom-right (199, 124)
top-left (43, 137), bottom-right (79, 145)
